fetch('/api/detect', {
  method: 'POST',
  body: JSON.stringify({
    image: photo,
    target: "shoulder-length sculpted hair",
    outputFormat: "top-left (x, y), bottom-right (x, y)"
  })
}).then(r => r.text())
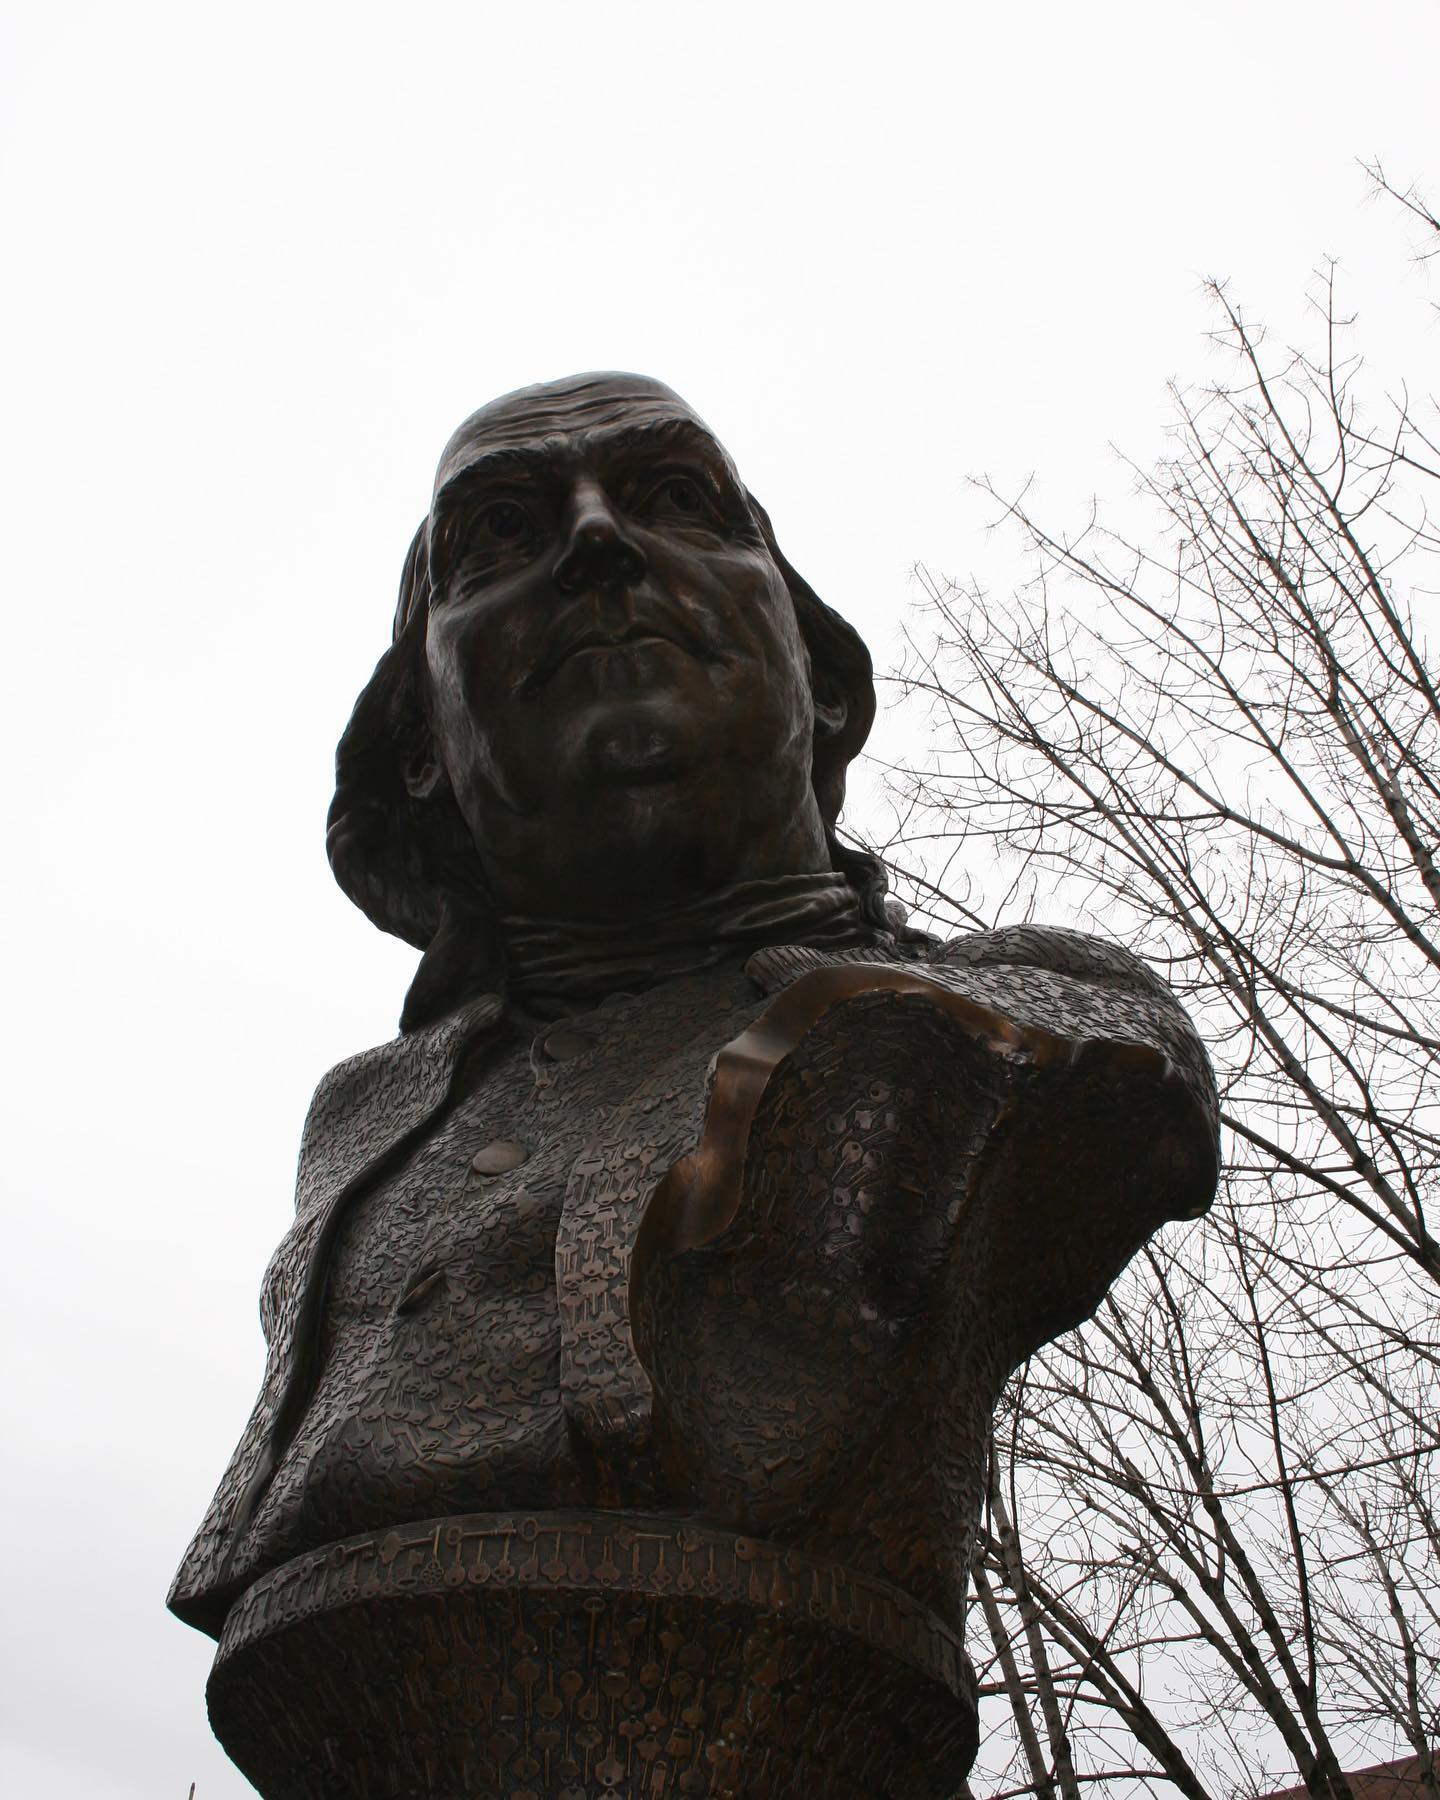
top-left (326, 495), bottom-right (890, 1030)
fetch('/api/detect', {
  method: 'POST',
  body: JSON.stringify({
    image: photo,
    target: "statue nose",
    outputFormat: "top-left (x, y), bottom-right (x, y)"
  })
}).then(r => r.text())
top-left (555, 485), bottom-right (646, 593)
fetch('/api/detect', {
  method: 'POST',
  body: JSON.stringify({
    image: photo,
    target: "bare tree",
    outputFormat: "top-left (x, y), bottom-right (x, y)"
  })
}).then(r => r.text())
top-left (878, 177), bottom-right (1440, 1796)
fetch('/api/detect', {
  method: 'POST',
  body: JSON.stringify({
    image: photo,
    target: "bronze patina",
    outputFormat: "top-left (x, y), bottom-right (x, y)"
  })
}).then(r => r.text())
top-left (171, 375), bottom-right (1219, 1798)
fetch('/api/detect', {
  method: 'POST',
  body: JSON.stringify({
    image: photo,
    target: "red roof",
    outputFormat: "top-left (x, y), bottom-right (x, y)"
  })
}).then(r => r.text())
top-left (1262, 1754), bottom-right (1436, 1799)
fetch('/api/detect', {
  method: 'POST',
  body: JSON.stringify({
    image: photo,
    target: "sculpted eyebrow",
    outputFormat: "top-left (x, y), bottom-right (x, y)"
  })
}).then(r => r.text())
top-left (433, 418), bottom-right (733, 543)
top-left (596, 418), bottom-right (726, 467)
top-left (440, 446), bottom-right (551, 492)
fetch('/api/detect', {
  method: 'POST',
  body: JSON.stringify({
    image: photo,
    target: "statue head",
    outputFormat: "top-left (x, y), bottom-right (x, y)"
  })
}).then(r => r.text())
top-left (327, 373), bottom-right (884, 1027)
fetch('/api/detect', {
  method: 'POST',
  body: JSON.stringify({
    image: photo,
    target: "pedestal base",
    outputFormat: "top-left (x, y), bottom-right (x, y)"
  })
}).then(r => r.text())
top-left (208, 1510), bottom-right (976, 1798)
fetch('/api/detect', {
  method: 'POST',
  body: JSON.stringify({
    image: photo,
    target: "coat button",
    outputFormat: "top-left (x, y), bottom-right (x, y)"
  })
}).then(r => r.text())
top-left (471, 1139), bottom-right (529, 1175)
top-left (542, 1026), bottom-right (598, 1062)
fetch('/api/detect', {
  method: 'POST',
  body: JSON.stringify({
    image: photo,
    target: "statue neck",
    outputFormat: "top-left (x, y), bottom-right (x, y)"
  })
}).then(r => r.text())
top-left (501, 869), bottom-right (874, 1020)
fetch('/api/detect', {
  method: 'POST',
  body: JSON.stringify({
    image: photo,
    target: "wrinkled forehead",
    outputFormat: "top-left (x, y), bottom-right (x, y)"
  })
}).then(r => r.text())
top-left (434, 372), bottom-right (733, 498)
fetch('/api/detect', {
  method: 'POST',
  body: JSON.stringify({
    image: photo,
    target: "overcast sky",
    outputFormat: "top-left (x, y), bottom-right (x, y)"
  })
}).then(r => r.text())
top-left (2, 4), bottom-right (1436, 1795)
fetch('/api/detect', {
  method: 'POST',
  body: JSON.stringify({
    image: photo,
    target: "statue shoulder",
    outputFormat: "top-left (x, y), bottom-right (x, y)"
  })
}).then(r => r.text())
top-left (292, 994), bottom-right (505, 1218)
top-left (749, 922), bottom-right (1175, 997)
top-left (746, 924), bottom-right (1218, 1151)
top-left (925, 922), bottom-right (1175, 992)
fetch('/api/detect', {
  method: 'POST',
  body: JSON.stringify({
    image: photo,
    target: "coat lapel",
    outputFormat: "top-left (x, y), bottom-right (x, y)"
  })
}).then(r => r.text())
top-left (168, 994), bottom-right (505, 1636)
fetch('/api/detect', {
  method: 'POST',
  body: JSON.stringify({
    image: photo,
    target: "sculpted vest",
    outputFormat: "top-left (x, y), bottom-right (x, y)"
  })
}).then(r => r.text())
top-left (171, 925), bottom-right (1217, 1798)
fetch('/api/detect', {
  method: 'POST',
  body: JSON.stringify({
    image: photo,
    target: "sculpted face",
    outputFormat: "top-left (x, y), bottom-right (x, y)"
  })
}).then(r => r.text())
top-left (415, 374), bottom-right (834, 919)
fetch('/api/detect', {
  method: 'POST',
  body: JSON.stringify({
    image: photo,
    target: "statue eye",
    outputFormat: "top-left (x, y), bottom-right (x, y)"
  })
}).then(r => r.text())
top-left (663, 476), bottom-right (705, 514)
top-left (481, 499), bottom-right (531, 541)
top-left (642, 474), bottom-right (710, 520)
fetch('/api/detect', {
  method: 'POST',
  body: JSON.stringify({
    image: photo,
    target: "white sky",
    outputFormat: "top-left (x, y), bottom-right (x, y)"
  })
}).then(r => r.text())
top-left (2, 4), bottom-right (1436, 1795)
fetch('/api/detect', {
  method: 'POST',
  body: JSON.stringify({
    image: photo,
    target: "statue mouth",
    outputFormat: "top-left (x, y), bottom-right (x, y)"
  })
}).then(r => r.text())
top-left (522, 620), bottom-right (708, 694)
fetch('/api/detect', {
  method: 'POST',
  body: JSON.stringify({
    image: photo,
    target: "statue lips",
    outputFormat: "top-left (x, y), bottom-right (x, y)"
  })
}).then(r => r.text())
top-left (522, 616), bottom-right (712, 697)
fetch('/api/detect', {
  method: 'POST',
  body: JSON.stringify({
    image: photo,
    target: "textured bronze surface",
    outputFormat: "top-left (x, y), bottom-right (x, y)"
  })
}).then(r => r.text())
top-left (207, 1511), bottom-right (976, 1799)
top-left (171, 374), bottom-right (1219, 1795)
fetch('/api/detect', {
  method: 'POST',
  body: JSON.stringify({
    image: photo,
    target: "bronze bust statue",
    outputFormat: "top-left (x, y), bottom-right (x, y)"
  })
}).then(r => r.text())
top-left (171, 374), bottom-right (1218, 1798)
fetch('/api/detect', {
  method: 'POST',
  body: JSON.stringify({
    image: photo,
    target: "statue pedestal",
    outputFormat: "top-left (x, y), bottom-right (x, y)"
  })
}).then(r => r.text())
top-left (207, 1510), bottom-right (976, 1798)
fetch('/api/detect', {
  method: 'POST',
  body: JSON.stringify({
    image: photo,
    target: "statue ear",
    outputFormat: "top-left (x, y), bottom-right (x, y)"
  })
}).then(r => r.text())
top-left (391, 521), bottom-right (454, 803)
top-left (813, 695), bottom-right (848, 742)
top-left (402, 734), bottom-right (448, 802)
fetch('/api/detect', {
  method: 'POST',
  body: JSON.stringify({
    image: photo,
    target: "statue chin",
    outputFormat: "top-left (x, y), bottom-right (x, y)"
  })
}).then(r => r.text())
top-left (584, 706), bottom-right (700, 786)
top-left (583, 712), bottom-right (698, 784)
